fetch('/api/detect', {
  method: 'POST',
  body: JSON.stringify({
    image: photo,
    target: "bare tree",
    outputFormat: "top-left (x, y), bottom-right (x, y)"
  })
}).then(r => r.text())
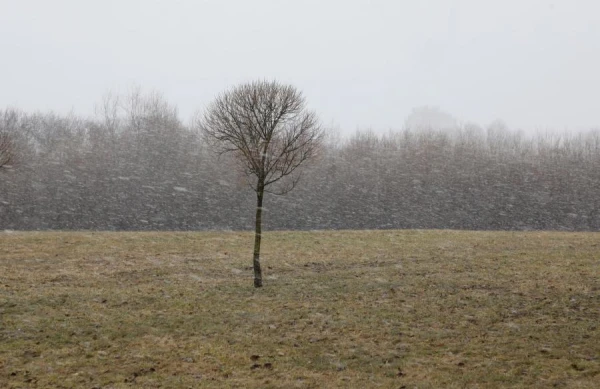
top-left (0, 131), bottom-right (12, 169)
top-left (198, 80), bottom-right (324, 287)
top-left (0, 109), bottom-right (20, 169)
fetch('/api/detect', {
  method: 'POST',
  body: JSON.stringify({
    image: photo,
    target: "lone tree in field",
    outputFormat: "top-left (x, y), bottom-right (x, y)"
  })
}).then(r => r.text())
top-left (199, 80), bottom-right (323, 287)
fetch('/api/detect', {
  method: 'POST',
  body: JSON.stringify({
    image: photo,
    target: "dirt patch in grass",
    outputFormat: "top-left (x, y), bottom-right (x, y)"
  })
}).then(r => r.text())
top-left (1, 230), bottom-right (599, 388)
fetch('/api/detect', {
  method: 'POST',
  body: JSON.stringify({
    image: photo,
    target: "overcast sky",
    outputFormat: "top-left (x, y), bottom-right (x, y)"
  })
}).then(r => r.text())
top-left (1, 0), bottom-right (599, 133)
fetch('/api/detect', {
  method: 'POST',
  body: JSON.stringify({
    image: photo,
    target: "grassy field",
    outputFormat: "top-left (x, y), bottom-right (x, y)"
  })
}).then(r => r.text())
top-left (0, 230), bottom-right (599, 388)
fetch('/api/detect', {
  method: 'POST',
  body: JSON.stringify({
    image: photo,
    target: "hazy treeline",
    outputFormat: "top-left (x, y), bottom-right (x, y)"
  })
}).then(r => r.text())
top-left (1, 91), bottom-right (599, 231)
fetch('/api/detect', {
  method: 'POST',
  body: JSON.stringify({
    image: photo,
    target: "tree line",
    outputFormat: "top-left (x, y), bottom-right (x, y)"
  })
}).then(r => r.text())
top-left (1, 89), bottom-right (599, 231)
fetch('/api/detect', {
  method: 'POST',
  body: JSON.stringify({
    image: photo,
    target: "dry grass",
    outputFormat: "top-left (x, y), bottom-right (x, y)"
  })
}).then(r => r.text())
top-left (1, 230), bottom-right (599, 388)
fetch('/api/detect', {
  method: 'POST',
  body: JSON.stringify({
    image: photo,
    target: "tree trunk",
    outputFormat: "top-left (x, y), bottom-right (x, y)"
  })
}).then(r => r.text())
top-left (253, 184), bottom-right (264, 288)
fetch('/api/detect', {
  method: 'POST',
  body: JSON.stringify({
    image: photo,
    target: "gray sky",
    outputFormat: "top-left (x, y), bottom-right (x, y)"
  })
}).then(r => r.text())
top-left (1, 0), bottom-right (599, 133)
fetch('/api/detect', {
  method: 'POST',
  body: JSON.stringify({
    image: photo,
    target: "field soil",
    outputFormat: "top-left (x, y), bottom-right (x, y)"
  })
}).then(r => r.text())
top-left (1, 230), bottom-right (599, 388)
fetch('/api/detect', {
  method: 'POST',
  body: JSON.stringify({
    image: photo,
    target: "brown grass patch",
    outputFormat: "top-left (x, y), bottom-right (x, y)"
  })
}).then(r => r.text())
top-left (1, 230), bottom-right (599, 388)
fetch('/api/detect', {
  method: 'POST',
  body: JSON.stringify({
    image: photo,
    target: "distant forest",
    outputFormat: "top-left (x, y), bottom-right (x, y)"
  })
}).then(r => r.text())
top-left (1, 90), bottom-right (599, 231)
